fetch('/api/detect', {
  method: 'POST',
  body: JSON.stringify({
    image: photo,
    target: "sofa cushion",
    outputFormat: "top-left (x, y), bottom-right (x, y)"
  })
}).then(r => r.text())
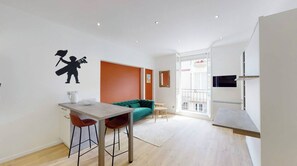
top-left (133, 107), bottom-right (153, 122)
top-left (130, 103), bottom-right (140, 108)
top-left (112, 99), bottom-right (154, 122)
top-left (113, 100), bottom-right (139, 107)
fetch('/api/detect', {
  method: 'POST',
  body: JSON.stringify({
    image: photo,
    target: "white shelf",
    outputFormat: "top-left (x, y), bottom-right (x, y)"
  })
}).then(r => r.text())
top-left (213, 109), bottom-right (260, 138)
top-left (235, 75), bottom-right (259, 81)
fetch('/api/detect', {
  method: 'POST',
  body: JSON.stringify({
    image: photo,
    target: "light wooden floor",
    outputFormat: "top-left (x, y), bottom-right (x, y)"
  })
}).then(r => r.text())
top-left (1, 115), bottom-right (253, 166)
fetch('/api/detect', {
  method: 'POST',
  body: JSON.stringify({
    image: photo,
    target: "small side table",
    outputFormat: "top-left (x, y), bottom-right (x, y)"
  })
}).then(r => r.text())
top-left (155, 103), bottom-right (165, 107)
top-left (154, 106), bottom-right (168, 122)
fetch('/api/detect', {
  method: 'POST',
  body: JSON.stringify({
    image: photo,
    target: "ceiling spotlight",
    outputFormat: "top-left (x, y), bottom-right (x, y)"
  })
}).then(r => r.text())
top-left (136, 40), bottom-right (139, 43)
top-left (97, 22), bottom-right (101, 27)
top-left (215, 15), bottom-right (219, 19)
top-left (155, 21), bottom-right (159, 24)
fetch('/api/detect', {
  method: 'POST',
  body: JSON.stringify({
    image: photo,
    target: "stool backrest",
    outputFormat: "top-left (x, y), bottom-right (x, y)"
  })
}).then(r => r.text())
top-left (105, 113), bottom-right (128, 123)
top-left (70, 113), bottom-right (84, 127)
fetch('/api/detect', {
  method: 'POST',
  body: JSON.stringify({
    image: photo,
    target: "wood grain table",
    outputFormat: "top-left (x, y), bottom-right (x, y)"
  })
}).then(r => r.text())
top-left (59, 102), bottom-right (134, 166)
top-left (155, 102), bottom-right (165, 107)
top-left (154, 106), bottom-right (168, 122)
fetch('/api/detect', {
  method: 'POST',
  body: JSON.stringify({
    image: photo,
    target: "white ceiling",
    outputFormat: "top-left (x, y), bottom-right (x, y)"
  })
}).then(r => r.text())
top-left (1, 0), bottom-right (297, 56)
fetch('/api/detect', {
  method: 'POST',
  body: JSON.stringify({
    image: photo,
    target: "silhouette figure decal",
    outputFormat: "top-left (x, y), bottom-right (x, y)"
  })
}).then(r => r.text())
top-left (55, 50), bottom-right (87, 84)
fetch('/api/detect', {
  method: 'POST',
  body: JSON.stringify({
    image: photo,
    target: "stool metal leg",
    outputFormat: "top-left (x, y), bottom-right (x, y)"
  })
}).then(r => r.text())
top-left (88, 126), bottom-right (91, 148)
top-left (118, 128), bottom-right (120, 150)
top-left (77, 127), bottom-right (82, 166)
top-left (68, 126), bottom-right (75, 158)
top-left (112, 129), bottom-right (116, 166)
top-left (125, 126), bottom-right (129, 138)
top-left (94, 124), bottom-right (99, 144)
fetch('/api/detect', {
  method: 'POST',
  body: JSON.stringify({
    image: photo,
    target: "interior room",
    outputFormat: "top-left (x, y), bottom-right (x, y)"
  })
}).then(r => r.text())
top-left (1, 1), bottom-right (297, 166)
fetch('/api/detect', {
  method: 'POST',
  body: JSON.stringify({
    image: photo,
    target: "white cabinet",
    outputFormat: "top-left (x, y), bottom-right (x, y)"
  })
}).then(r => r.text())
top-left (59, 107), bottom-right (71, 148)
top-left (59, 106), bottom-right (98, 152)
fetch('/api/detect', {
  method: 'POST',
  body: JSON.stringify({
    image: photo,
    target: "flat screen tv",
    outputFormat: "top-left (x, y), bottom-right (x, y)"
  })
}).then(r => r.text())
top-left (213, 75), bottom-right (237, 87)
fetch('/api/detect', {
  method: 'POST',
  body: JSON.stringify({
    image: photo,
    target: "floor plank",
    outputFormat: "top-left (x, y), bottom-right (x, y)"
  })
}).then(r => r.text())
top-left (1, 115), bottom-right (253, 166)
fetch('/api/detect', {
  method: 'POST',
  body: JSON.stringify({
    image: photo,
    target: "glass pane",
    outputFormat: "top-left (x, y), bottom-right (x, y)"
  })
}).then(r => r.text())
top-left (179, 57), bottom-right (210, 115)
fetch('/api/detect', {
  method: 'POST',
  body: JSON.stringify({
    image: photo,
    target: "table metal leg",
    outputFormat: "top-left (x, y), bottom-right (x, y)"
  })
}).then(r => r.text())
top-left (128, 112), bottom-right (133, 163)
top-left (166, 109), bottom-right (168, 121)
top-left (98, 120), bottom-right (105, 166)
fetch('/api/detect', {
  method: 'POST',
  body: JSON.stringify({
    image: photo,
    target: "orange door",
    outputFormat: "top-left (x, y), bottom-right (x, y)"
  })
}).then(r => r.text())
top-left (145, 69), bottom-right (153, 100)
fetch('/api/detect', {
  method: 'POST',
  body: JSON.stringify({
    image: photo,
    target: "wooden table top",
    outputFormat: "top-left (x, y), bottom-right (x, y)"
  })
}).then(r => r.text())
top-left (155, 102), bottom-right (165, 106)
top-left (155, 106), bottom-right (168, 110)
top-left (59, 102), bottom-right (133, 120)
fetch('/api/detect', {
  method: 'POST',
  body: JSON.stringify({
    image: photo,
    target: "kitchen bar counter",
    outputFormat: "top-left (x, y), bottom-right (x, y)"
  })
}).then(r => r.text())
top-left (59, 102), bottom-right (134, 166)
top-left (213, 109), bottom-right (260, 138)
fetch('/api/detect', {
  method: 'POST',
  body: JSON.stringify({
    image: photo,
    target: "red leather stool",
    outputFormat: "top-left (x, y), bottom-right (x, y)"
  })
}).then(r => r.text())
top-left (105, 114), bottom-right (129, 166)
top-left (69, 113), bottom-right (99, 166)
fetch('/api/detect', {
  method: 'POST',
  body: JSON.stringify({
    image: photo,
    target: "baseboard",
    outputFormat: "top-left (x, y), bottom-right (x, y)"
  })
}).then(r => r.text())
top-left (0, 139), bottom-right (62, 164)
top-left (175, 111), bottom-right (211, 121)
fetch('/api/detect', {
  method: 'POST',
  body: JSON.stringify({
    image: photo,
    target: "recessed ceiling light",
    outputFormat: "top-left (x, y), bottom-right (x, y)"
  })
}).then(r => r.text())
top-left (219, 36), bottom-right (223, 40)
top-left (97, 22), bottom-right (101, 27)
top-left (136, 40), bottom-right (139, 43)
top-left (155, 21), bottom-right (159, 24)
top-left (215, 15), bottom-right (219, 19)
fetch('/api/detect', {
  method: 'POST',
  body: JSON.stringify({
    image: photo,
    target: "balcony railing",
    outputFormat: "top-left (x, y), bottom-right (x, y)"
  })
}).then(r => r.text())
top-left (181, 89), bottom-right (208, 113)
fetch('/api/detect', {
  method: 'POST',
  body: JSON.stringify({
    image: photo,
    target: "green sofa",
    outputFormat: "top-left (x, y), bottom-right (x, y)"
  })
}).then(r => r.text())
top-left (112, 99), bottom-right (155, 122)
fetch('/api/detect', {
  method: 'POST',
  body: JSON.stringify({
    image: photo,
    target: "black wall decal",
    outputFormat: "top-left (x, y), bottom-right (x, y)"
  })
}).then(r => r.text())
top-left (55, 50), bottom-right (87, 84)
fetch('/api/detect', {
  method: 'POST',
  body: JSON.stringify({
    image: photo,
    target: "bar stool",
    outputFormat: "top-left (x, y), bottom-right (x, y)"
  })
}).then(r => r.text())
top-left (105, 114), bottom-right (129, 166)
top-left (69, 113), bottom-right (99, 166)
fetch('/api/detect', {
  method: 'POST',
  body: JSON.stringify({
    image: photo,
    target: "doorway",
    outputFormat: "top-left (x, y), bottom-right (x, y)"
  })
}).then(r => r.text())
top-left (176, 53), bottom-right (211, 117)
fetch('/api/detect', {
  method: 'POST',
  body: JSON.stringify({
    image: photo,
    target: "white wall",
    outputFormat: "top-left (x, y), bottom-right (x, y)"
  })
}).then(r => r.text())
top-left (154, 55), bottom-right (176, 112)
top-left (260, 9), bottom-right (297, 166)
top-left (245, 24), bottom-right (261, 166)
top-left (211, 42), bottom-right (247, 118)
top-left (154, 42), bottom-right (246, 116)
top-left (0, 4), bottom-right (154, 163)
